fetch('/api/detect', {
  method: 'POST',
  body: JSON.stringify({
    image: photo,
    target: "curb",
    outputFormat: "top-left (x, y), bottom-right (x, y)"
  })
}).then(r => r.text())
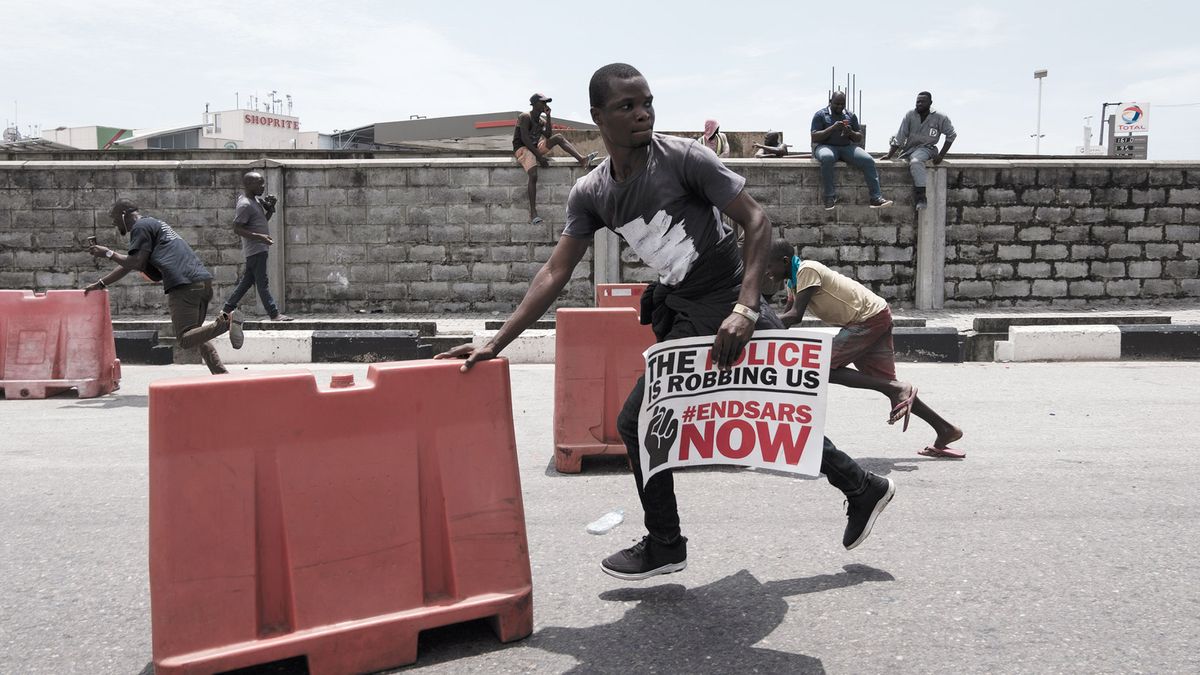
top-left (116, 330), bottom-right (431, 365)
top-left (994, 324), bottom-right (1200, 362)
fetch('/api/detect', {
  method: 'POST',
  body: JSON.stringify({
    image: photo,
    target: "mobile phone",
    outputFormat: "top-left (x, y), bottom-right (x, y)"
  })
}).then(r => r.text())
top-left (86, 236), bottom-right (97, 246)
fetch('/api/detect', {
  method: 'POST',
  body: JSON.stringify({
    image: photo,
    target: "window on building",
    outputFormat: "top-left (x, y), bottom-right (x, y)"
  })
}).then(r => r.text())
top-left (148, 130), bottom-right (200, 149)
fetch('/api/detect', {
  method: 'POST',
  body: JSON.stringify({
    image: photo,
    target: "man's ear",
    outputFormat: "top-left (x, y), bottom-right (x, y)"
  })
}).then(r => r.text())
top-left (590, 106), bottom-right (602, 127)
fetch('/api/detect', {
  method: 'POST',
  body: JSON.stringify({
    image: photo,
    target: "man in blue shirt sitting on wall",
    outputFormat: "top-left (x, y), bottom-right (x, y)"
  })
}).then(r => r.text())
top-left (810, 92), bottom-right (893, 211)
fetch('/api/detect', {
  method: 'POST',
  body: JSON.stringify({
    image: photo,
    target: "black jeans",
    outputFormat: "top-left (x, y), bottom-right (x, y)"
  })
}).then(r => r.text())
top-left (222, 252), bottom-right (278, 317)
top-left (617, 376), bottom-right (870, 544)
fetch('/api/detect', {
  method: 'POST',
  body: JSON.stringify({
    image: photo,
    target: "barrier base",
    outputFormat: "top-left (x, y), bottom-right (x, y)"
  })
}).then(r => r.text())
top-left (555, 442), bottom-right (629, 474)
top-left (1, 364), bottom-right (120, 400)
top-left (154, 588), bottom-right (532, 675)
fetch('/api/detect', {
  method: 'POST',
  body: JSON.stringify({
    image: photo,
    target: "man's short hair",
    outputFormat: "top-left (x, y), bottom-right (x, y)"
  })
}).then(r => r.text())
top-left (589, 63), bottom-right (643, 108)
top-left (918, 91), bottom-right (932, 99)
top-left (110, 198), bottom-right (138, 217)
top-left (764, 131), bottom-right (782, 146)
top-left (770, 240), bottom-right (794, 260)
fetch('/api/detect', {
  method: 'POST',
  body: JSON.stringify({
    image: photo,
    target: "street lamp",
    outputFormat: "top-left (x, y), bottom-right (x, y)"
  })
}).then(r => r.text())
top-left (1033, 69), bottom-right (1048, 155)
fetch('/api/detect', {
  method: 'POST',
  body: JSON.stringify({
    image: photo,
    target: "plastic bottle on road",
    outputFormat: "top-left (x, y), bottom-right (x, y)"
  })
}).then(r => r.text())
top-left (586, 509), bottom-right (625, 535)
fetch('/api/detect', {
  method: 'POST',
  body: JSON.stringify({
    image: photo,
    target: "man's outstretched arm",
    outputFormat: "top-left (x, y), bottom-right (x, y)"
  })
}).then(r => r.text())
top-left (436, 234), bottom-right (590, 371)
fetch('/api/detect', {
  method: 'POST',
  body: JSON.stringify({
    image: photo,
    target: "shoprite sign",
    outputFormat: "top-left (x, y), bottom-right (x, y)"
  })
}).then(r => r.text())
top-left (244, 113), bottom-right (300, 130)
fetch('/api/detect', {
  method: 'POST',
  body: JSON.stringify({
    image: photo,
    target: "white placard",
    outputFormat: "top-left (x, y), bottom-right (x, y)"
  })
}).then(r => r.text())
top-left (637, 330), bottom-right (830, 485)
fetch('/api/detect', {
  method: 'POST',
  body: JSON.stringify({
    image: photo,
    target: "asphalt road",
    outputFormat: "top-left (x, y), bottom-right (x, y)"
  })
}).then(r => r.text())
top-left (2, 362), bottom-right (1198, 674)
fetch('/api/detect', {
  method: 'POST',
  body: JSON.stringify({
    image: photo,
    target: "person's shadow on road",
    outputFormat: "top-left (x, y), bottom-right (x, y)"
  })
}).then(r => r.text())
top-left (411, 563), bottom-right (894, 674)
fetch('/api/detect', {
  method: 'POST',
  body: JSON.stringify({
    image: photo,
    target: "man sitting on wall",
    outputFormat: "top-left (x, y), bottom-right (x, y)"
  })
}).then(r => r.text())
top-left (880, 91), bottom-right (956, 209)
top-left (514, 93), bottom-right (597, 225)
top-left (810, 92), bottom-right (893, 210)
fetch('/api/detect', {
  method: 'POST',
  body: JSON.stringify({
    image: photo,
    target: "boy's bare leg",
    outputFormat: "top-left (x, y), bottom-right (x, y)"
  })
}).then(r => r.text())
top-left (829, 367), bottom-right (962, 447)
top-left (526, 167), bottom-right (539, 221)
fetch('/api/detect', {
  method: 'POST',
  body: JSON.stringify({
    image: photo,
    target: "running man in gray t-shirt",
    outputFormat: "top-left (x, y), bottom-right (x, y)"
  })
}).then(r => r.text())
top-left (221, 171), bottom-right (292, 320)
top-left (438, 63), bottom-right (895, 582)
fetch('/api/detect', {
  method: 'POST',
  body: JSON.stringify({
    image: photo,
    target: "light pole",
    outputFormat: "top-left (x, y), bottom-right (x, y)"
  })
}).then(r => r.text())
top-left (1033, 69), bottom-right (1048, 154)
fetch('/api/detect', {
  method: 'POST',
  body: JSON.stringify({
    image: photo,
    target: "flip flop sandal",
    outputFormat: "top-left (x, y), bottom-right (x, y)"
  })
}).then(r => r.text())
top-left (918, 446), bottom-right (966, 459)
top-left (889, 387), bottom-right (917, 432)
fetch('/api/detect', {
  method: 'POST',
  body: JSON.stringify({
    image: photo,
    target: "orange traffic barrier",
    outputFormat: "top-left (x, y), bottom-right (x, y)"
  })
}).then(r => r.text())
top-left (596, 282), bottom-right (648, 309)
top-left (0, 289), bottom-right (120, 399)
top-left (149, 359), bottom-right (532, 675)
top-left (553, 308), bottom-right (656, 473)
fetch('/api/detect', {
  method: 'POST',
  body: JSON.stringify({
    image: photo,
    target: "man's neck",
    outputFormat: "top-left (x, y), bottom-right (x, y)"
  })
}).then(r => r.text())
top-left (607, 143), bottom-right (650, 182)
top-left (918, 109), bottom-right (930, 121)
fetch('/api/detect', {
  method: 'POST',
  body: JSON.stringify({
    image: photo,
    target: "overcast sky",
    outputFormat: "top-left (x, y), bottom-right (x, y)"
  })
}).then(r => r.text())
top-left (5, 0), bottom-right (1197, 158)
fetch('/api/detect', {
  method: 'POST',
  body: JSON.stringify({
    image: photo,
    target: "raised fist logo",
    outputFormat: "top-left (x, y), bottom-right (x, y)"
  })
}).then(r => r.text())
top-left (644, 405), bottom-right (679, 471)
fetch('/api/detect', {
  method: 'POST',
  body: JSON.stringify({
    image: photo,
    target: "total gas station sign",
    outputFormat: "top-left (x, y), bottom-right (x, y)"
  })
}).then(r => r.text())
top-left (1114, 102), bottom-right (1149, 133)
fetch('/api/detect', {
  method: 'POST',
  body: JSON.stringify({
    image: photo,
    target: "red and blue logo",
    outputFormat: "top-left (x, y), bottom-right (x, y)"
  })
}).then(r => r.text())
top-left (1121, 105), bottom-right (1144, 124)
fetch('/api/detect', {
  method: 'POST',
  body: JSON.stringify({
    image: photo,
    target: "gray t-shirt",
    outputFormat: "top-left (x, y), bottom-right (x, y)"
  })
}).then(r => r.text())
top-left (234, 194), bottom-right (271, 257)
top-left (127, 216), bottom-right (213, 294)
top-left (563, 134), bottom-right (745, 286)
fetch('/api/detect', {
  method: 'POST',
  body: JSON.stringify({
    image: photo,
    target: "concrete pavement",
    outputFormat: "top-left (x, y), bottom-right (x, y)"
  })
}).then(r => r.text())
top-left (1, 361), bottom-right (1199, 674)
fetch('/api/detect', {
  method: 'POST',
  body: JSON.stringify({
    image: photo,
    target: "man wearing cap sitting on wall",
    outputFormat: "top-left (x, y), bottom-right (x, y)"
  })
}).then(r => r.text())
top-left (514, 93), bottom-right (597, 225)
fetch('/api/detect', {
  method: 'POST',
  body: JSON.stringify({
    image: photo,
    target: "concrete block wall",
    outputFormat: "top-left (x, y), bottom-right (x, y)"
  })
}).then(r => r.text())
top-left (0, 161), bottom-right (256, 315)
top-left (279, 160), bottom-right (593, 313)
top-left (1, 157), bottom-right (1197, 315)
top-left (942, 162), bottom-right (1200, 307)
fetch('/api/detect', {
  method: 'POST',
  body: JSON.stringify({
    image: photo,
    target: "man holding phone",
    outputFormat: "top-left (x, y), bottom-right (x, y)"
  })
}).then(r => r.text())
top-left (810, 92), bottom-right (892, 210)
top-left (514, 93), bottom-right (597, 225)
top-left (84, 199), bottom-right (243, 375)
top-left (220, 171), bottom-right (291, 321)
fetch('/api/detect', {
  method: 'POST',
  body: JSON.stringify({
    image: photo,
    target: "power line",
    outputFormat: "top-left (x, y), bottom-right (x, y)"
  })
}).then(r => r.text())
top-left (1157, 102), bottom-right (1200, 107)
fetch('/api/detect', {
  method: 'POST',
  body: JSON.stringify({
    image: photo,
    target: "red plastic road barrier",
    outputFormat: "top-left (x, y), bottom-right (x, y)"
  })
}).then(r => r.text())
top-left (149, 359), bottom-right (532, 675)
top-left (596, 283), bottom-right (648, 309)
top-left (0, 289), bottom-right (120, 399)
top-left (554, 308), bottom-right (656, 473)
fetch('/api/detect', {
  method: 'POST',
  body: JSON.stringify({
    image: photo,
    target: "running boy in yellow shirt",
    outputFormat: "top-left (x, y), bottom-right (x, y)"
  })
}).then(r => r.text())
top-left (766, 240), bottom-right (965, 458)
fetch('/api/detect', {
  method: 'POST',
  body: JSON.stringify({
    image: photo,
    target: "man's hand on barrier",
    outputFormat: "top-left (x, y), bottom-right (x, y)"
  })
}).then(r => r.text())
top-left (83, 280), bottom-right (104, 295)
top-left (435, 343), bottom-right (498, 373)
top-left (711, 312), bottom-right (753, 370)
top-left (644, 405), bottom-right (678, 470)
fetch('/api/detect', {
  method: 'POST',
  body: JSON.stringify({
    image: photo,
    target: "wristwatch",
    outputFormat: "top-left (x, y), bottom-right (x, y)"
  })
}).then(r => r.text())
top-left (731, 303), bottom-right (760, 323)
top-left (105, 249), bottom-right (115, 258)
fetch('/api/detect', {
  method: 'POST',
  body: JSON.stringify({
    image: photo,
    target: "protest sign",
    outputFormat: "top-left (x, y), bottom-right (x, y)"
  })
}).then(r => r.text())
top-left (637, 329), bottom-right (830, 486)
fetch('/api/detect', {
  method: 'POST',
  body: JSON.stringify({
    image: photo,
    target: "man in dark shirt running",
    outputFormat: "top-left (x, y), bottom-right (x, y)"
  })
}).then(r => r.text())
top-left (514, 93), bottom-right (597, 224)
top-left (83, 198), bottom-right (243, 374)
top-left (442, 64), bottom-right (895, 581)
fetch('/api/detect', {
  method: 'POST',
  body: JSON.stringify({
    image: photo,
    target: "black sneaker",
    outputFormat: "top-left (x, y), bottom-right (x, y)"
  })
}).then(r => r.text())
top-left (227, 309), bottom-right (245, 350)
top-left (869, 196), bottom-right (894, 208)
top-left (843, 474), bottom-right (895, 550)
top-left (823, 196), bottom-right (839, 210)
top-left (601, 535), bottom-right (688, 581)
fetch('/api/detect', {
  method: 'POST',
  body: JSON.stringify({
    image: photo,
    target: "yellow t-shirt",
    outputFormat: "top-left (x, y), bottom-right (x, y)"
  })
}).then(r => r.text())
top-left (791, 260), bottom-right (888, 327)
